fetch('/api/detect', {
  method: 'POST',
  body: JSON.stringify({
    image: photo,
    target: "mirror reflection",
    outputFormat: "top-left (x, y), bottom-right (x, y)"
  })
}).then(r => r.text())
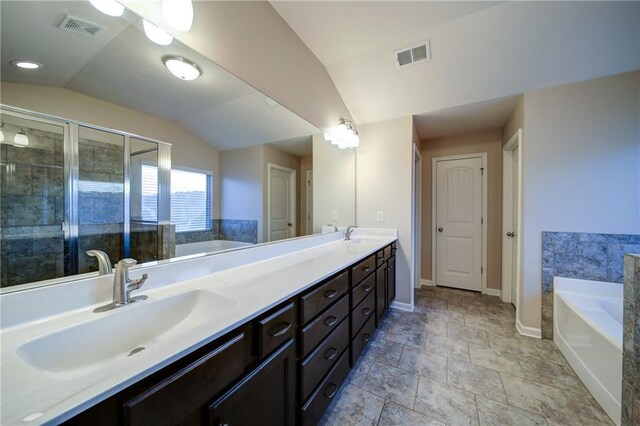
top-left (0, 1), bottom-right (356, 290)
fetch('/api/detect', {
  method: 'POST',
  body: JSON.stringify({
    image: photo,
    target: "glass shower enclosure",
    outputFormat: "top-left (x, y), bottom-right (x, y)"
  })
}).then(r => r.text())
top-left (0, 107), bottom-right (171, 288)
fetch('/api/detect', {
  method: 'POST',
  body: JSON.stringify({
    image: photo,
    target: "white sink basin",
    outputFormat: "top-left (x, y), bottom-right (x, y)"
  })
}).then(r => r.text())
top-left (16, 290), bottom-right (237, 376)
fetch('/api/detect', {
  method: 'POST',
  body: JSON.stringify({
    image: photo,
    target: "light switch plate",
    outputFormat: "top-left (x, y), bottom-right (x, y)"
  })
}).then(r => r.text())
top-left (331, 211), bottom-right (338, 221)
top-left (377, 211), bottom-right (384, 222)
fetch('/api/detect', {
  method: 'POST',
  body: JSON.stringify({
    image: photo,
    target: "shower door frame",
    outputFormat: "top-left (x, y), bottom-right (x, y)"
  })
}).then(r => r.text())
top-left (1, 104), bottom-right (171, 278)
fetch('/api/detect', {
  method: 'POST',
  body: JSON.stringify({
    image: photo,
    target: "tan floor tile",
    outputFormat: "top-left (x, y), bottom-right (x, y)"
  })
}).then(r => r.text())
top-left (447, 359), bottom-right (508, 403)
top-left (398, 346), bottom-right (448, 383)
top-left (414, 377), bottom-right (479, 425)
top-left (423, 333), bottom-right (471, 362)
top-left (377, 401), bottom-right (445, 426)
top-left (519, 357), bottom-right (590, 396)
top-left (320, 384), bottom-right (385, 426)
top-left (361, 362), bottom-right (419, 409)
top-left (562, 389), bottom-right (614, 425)
top-left (468, 343), bottom-right (525, 377)
top-left (476, 397), bottom-right (547, 425)
top-left (447, 322), bottom-right (490, 346)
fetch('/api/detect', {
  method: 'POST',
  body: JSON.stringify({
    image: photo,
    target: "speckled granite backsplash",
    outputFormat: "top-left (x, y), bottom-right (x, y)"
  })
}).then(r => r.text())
top-left (541, 232), bottom-right (640, 339)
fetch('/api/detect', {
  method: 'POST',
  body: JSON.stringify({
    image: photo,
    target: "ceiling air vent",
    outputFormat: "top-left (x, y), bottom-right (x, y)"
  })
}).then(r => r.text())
top-left (58, 16), bottom-right (103, 37)
top-left (395, 40), bottom-right (431, 68)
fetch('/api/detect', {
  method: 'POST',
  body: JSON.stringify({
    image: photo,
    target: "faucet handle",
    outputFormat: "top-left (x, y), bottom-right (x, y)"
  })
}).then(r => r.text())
top-left (128, 273), bottom-right (148, 291)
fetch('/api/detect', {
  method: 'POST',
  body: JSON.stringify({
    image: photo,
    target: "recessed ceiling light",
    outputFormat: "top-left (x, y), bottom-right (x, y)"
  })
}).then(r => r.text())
top-left (143, 19), bottom-right (173, 46)
top-left (162, 0), bottom-right (193, 32)
top-left (10, 60), bottom-right (42, 70)
top-left (89, 0), bottom-right (125, 17)
top-left (162, 56), bottom-right (201, 81)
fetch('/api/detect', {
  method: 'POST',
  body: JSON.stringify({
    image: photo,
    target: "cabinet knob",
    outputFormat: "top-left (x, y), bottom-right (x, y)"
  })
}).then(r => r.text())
top-left (438, 227), bottom-right (443, 232)
top-left (323, 316), bottom-right (338, 327)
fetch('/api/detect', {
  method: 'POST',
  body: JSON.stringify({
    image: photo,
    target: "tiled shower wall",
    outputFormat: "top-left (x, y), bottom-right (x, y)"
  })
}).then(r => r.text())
top-left (622, 253), bottom-right (640, 425)
top-left (0, 124), bottom-right (65, 286)
top-left (541, 231), bottom-right (640, 339)
top-left (175, 219), bottom-right (258, 245)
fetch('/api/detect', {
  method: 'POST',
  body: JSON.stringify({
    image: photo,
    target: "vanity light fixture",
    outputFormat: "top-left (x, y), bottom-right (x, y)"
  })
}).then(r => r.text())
top-left (89, 0), bottom-right (125, 17)
top-left (13, 129), bottom-right (29, 147)
top-left (325, 118), bottom-right (359, 149)
top-left (162, 55), bottom-right (201, 81)
top-left (143, 19), bottom-right (173, 46)
top-left (162, 0), bottom-right (193, 32)
top-left (10, 60), bottom-right (42, 70)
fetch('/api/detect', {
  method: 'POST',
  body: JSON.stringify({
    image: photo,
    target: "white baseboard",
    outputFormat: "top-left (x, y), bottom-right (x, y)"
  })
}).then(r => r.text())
top-left (516, 318), bottom-right (542, 339)
top-left (420, 279), bottom-right (434, 287)
top-left (390, 301), bottom-right (414, 312)
top-left (485, 288), bottom-right (502, 298)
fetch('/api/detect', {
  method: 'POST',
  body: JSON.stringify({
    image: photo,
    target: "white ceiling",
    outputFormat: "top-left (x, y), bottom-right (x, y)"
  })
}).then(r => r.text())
top-left (0, 1), bottom-right (319, 153)
top-left (414, 95), bottom-right (520, 140)
top-left (267, 136), bottom-right (313, 157)
top-left (272, 1), bottom-right (640, 135)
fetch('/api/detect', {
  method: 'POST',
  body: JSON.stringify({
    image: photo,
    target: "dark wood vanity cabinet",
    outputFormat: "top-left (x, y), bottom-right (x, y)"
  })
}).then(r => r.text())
top-left (65, 241), bottom-right (397, 426)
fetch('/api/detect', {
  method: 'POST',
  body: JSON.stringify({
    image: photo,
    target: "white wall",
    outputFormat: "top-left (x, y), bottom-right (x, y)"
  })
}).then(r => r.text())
top-left (519, 71), bottom-right (640, 330)
top-left (312, 134), bottom-right (356, 232)
top-left (357, 116), bottom-right (414, 308)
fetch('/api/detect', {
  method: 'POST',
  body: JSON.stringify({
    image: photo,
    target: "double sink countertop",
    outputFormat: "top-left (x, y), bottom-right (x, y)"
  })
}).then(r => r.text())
top-left (0, 229), bottom-right (397, 425)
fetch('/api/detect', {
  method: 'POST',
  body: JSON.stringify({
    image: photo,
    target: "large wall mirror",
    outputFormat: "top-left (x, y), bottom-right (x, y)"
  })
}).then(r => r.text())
top-left (0, 1), bottom-right (356, 291)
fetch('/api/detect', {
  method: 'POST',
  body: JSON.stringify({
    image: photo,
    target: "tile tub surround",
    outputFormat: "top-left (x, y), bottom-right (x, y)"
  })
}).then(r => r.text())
top-left (320, 286), bottom-right (613, 426)
top-left (0, 229), bottom-right (397, 424)
top-left (175, 219), bottom-right (258, 245)
top-left (541, 232), bottom-right (640, 339)
top-left (622, 254), bottom-right (640, 426)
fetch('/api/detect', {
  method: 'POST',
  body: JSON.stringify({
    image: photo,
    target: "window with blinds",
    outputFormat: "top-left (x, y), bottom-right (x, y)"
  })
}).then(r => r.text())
top-left (141, 166), bottom-right (213, 232)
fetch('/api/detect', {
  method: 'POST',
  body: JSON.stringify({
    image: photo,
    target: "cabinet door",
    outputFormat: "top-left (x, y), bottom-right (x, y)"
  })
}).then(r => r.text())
top-left (209, 339), bottom-right (295, 426)
top-left (387, 256), bottom-right (396, 307)
top-left (376, 265), bottom-right (386, 325)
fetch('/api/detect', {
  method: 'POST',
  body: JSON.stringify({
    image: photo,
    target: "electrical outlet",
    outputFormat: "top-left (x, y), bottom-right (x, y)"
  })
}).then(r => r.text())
top-left (377, 211), bottom-right (384, 222)
top-left (331, 211), bottom-right (338, 221)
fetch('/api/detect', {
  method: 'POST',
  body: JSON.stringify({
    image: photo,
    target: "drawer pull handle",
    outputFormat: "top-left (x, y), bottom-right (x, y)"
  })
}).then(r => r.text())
top-left (363, 285), bottom-right (372, 293)
top-left (362, 333), bottom-right (371, 343)
top-left (362, 308), bottom-right (371, 316)
top-left (324, 289), bottom-right (338, 299)
top-left (268, 322), bottom-right (292, 337)
top-left (324, 316), bottom-right (338, 327)
top-left (324, 383), bottom-right (338, 399)
top-left (362, 266), bottom-right (372, 273)
top-left (324, 347), bottom-right (338, 360)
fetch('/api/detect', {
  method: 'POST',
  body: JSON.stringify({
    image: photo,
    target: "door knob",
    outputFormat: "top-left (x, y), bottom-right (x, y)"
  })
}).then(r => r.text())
top-left (287, 223), bottom-right (292, 227)
top-left (437, 227), bottom-right (443, 232)
top-left (506, 232), bottom-right (514, 237)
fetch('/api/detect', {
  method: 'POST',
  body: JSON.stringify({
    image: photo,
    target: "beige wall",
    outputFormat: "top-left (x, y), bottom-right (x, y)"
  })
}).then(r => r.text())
top-left (357, 116), bottom-right (414, 307)
top-left (420, 129), bottom-right (503, 290)
top-left (1, 82), bottom-right (222, 218)
top-left (262, 145), bottom-right (302, 242)
top-left (122, 0), bottom-right (353, 134)
top-left (299, 155), bottom-right (313, 236)
top-left (519, 71), bottom-right (640, 331)
top-left (502, 97), bottom-right (524, 144)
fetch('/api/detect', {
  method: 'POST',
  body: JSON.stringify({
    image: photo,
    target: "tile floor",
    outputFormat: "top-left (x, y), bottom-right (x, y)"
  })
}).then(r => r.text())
top-left (319, 286), bottom-right (613, 426)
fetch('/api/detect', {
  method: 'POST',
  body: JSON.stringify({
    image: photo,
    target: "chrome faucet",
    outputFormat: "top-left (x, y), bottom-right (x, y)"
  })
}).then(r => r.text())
top-left (86, 250), bottom-right (112, 275)
top-left (344, 225), bottom-right (359, 241)
top-left (94, 258), bottom-right (148, 313)
top-left (327, 224), bottom-right (338, 232)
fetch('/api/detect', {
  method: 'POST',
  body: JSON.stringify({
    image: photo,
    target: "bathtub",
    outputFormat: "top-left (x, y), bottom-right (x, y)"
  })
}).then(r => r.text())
top-left (175, 240), bottom-right (253, 257)
top-left (553, 277), bottom-right (622, 425)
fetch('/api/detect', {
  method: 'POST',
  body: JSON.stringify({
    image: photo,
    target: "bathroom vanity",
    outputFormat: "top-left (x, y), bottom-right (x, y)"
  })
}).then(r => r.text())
top-left (0, 230), bottom-right (397, 425)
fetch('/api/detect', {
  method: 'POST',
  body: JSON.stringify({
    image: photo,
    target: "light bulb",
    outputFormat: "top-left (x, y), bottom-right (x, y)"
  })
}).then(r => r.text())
top-left (163, 56), bottom-right (201, 81)
top-left (10, 60), bottom-right (42, 69)
top-left (89, 0), bottom-right (125, 17)
top-left (162, 0), bottom-right (193, 32)
top-left (336, 121), bottom-right (348, 138)
top-left (323, 132), bottom-right (333, 142)
top-left (13, 129), bottom-right (29, 147)
top-left (143, 19), bottom-right (173, 45)
top-left (337, 139), bottom-right (348, 150)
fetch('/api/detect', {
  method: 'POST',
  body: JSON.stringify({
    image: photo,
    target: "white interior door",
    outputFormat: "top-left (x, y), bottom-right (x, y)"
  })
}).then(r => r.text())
top-left (435, 158), bottom-right (483, 291)
top-left (268, 165), bottom-right (295, 242)
top-left (510, 147), bottom-right (520, 307)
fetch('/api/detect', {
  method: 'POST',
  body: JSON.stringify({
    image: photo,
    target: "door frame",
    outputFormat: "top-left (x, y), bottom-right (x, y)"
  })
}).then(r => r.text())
top-left (266, 163), bottom-right (296, 242)
top-left (431, 152), bottom-right (488, 294)
top-left (306, 170), bottom-right (313, 234)
top-left (411, 145), bottom-right (422, 290)
top-left (501, 129), bottom-right (523, 307)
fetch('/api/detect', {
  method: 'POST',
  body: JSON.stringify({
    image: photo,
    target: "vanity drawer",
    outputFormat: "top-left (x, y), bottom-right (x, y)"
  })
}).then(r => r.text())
top-left (351, 272), bottom-right (375, 308)
top-left (351, 314), bottom-right (375, 365)
top-left (351, 289), bottom-right (375, 337)
top-left (384, 244), bottom-right (393, 261)
top-left (123, 332), bottom-right (249, 426)
top-left (300, 294), bottom-right (349, 358)
top-left (300, 317), bottom-right (349, 401)
top-left (301, 349), bottom-right (350, 426)
top-left (300, 271), bottom-right (349, 325)
top-left (351, 254), bottom-right (376, 285)
top-left (375, 249), bottom-right (386, 267)
top-left (258, 302), bottom-right (295, 358)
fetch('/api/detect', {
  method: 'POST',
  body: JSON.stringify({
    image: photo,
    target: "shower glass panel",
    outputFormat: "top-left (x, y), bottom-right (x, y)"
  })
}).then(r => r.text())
top-left (0, 112), bottom-right (66, 287)
top-left (129, 137), bottom-right (159, 263)
top-left (77, 126), bottom-right (125, 274)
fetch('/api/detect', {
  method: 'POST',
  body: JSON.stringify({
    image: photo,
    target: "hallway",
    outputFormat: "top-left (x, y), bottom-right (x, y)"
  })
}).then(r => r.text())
top-left (320, 286), bottom-right (612, 425)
